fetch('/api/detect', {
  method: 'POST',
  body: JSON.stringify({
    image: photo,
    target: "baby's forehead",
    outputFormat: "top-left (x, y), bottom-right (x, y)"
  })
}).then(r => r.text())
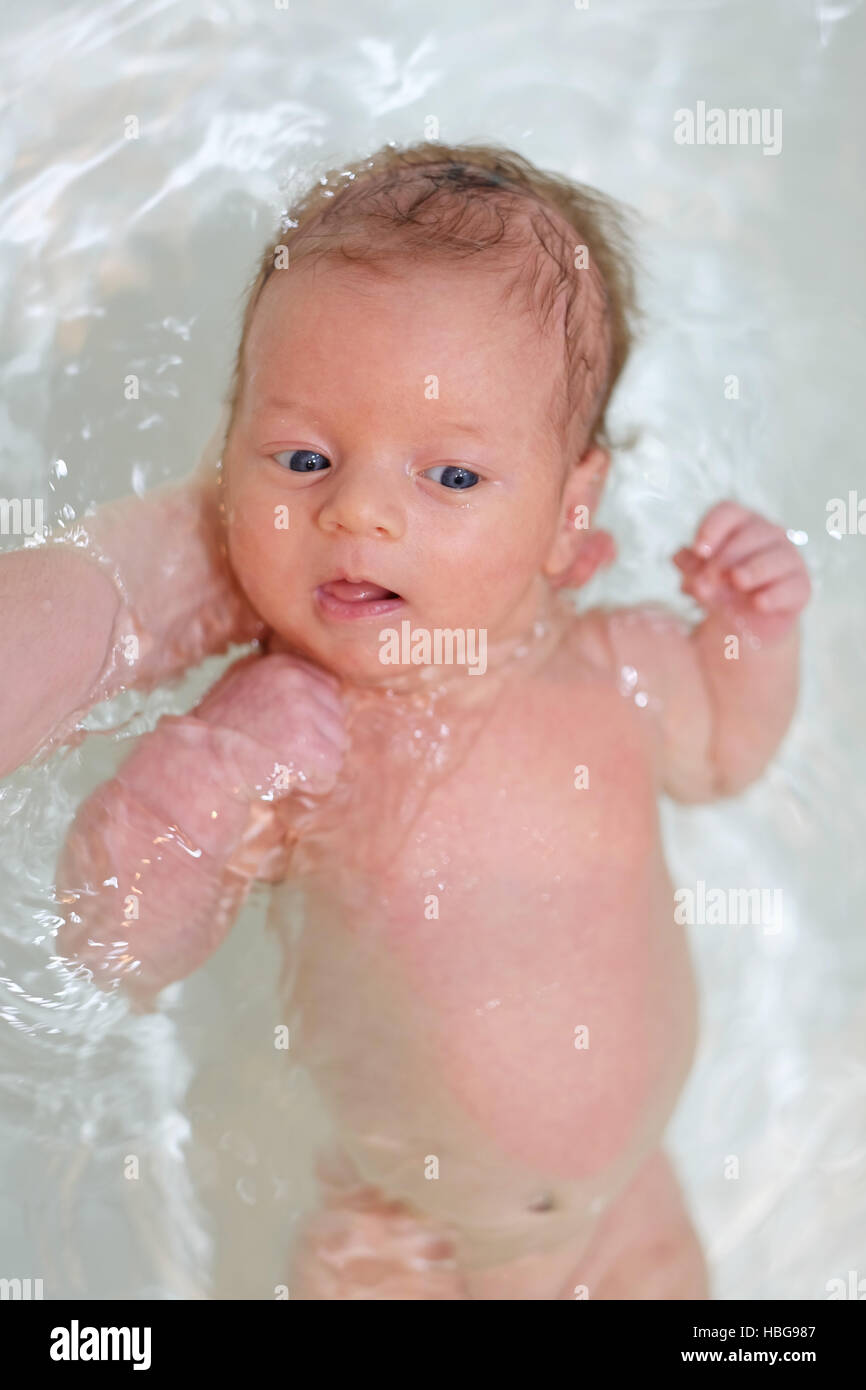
top-left (245, 259), bottom-right (567, 433)
top-left (239, 176), bottom-right (614, 444)
top-left (247, 253), bottom-right (563, 379)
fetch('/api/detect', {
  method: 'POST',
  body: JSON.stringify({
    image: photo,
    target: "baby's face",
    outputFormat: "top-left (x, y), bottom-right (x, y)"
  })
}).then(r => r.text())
top-left (223, 256), bottom-right (579, 686)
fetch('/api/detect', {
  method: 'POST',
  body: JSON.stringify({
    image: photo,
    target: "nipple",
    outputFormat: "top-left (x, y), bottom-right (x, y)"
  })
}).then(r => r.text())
top-left (527, 1191), bottom-right (557, 1213)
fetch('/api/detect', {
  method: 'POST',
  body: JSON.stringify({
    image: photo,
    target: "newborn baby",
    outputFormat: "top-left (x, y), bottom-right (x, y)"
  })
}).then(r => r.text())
top-left (55, 145), bottom-right (811, 1300)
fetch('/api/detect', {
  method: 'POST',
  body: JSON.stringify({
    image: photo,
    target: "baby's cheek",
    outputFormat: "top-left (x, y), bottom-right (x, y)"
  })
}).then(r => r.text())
top-left (481, 519), bottom-right (549, 600)
top-left (226, 503), bottom-right (288, 614)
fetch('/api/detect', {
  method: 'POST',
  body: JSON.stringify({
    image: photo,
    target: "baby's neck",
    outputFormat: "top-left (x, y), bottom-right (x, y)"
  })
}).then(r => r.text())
top-left (340, 583), bottom-right (574, 714)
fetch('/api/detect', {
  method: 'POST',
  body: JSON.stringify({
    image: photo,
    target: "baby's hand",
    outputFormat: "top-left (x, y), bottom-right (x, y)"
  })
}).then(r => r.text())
top-left (672, 502), bottom-right (811, 642)
top-left (191, 651), bottom-right (349, 800)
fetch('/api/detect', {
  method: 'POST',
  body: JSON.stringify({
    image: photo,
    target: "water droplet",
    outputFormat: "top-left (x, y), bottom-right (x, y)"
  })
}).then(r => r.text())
top-left (218, 1129), bottom-right (257, 1165)
top-left (236, 1176), bottom-right (256, 1205)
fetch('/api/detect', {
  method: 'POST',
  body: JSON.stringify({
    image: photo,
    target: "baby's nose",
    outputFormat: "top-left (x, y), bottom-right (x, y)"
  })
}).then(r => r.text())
top-left (318, 467), bottom-right (403, 539)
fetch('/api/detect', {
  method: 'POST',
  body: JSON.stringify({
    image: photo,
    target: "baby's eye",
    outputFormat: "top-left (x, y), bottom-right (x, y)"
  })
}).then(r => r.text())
top-left (274, 449), bottom-right (331, 472)
top-left (424, 464), bottom-right (480, 490)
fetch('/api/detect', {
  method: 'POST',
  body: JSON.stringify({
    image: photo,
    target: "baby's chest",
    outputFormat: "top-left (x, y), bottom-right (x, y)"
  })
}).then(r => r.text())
top-left (327, 679), bottom-right (660, 940)
top-left (281, 683), bottom-right (677, 1178)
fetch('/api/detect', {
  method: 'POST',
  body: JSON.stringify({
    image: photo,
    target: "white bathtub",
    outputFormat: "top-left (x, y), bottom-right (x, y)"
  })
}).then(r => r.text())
top-left (1, 0), bottom-right (864, 1299)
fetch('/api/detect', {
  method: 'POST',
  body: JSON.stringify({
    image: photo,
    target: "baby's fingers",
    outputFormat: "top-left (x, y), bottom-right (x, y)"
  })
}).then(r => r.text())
top-left (703, 518), bottom-right (784, 576)
top-left (727, 542), bottom-right (802, 593)
top-left (692, 519), bottom-right (786, 599)
top-left (752, 570), bottom-right (811, 613)
top-left (300, 745), bottom-right (347, 793)
top-left (672, 547), bottom-right (701, 577)
top-left (691, 501), bottom-right (755, 559)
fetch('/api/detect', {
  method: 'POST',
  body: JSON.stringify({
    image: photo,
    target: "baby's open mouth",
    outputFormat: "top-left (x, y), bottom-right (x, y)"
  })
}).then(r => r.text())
top-left (315, 576), bottom-right (405, 621)
top-left (319, 578), bottom-right (401, 602)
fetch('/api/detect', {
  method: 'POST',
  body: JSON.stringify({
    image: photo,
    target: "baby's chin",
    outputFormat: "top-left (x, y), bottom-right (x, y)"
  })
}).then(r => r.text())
top-left (264, 614), bottom-right (493, 692)
top-left (262, 623), bottom-right (405, 684)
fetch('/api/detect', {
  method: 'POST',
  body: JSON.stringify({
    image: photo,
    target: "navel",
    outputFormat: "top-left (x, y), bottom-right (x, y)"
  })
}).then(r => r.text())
top-left (527, 1191), bottom-right (557, 1213)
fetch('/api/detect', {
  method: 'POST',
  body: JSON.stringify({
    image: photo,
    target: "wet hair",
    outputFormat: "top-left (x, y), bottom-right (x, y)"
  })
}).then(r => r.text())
top-left (225, 139), bottom-right (642, 457)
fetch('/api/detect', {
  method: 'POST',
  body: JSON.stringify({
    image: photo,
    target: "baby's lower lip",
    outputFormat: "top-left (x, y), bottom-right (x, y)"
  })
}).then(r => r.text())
top-left (314, 586), bottom-right (406, 622)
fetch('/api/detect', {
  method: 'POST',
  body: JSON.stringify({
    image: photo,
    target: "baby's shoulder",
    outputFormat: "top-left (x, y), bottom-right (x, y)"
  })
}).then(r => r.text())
top-left (566, 602), bottom-right (691, 677)
top-left (563, 607), bottom-right (617, 676)
top-left (550, 604), bottom-right (695, 733)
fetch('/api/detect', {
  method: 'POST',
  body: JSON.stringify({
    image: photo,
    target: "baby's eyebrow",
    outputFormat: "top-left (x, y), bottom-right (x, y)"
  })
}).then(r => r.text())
top-left (434, 420), bottom-right (486, 441)
top-left (259, 396), bottom-right (316, 414)
top-left (258, 397), bottom-right (487, 443)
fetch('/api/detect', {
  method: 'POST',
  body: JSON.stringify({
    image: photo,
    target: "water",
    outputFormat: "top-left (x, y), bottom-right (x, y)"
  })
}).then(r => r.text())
top-left (1, 0), bottom-right (865, 1298)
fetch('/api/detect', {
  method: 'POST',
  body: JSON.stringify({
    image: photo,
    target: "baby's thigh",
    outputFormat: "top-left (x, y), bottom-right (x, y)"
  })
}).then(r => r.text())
top-left (462, 1148), bottom-right (709, 1301)
top-left (286, 1173), bottom-right (467, 1301)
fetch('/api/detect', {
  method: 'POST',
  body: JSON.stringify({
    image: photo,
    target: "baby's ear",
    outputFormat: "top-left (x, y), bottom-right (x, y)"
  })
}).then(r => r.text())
top-left (576, 443), bottom-right (611, 502)
top-left (543, 443), bottom-right (611, 584)
top-left (548, 528), bottom-right (617, 590)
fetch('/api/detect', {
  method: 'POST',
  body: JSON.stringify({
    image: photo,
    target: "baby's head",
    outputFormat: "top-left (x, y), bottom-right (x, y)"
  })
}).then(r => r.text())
top-left (221, 141), bottom-right (638, 686)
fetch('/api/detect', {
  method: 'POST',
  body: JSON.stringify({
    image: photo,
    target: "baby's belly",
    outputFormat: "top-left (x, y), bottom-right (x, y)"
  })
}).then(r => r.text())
top-left (274, 856), bottom-right (697, 1269)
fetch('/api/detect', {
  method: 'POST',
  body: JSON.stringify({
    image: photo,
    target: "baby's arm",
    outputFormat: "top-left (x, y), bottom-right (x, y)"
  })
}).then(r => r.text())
top-left (587, 502), bottom-right (811, 801)
top-left (54, 652), bottom-right (347, 1011)
top-left (0, 410), bottom-right (267, 779)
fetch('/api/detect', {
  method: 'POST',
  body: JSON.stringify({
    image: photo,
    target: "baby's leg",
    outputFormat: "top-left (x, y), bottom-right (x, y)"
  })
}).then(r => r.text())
top-left (461, 1148), bottom-right (709, 1301)
top-left (287, 1154), bottom-right (468, 1301)
top-left (573, 1147), bottom-right (709, 1300)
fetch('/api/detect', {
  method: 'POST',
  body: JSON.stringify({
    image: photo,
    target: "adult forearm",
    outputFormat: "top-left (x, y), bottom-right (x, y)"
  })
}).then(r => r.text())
top-left (0, 417), bottom-right (266, 777)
